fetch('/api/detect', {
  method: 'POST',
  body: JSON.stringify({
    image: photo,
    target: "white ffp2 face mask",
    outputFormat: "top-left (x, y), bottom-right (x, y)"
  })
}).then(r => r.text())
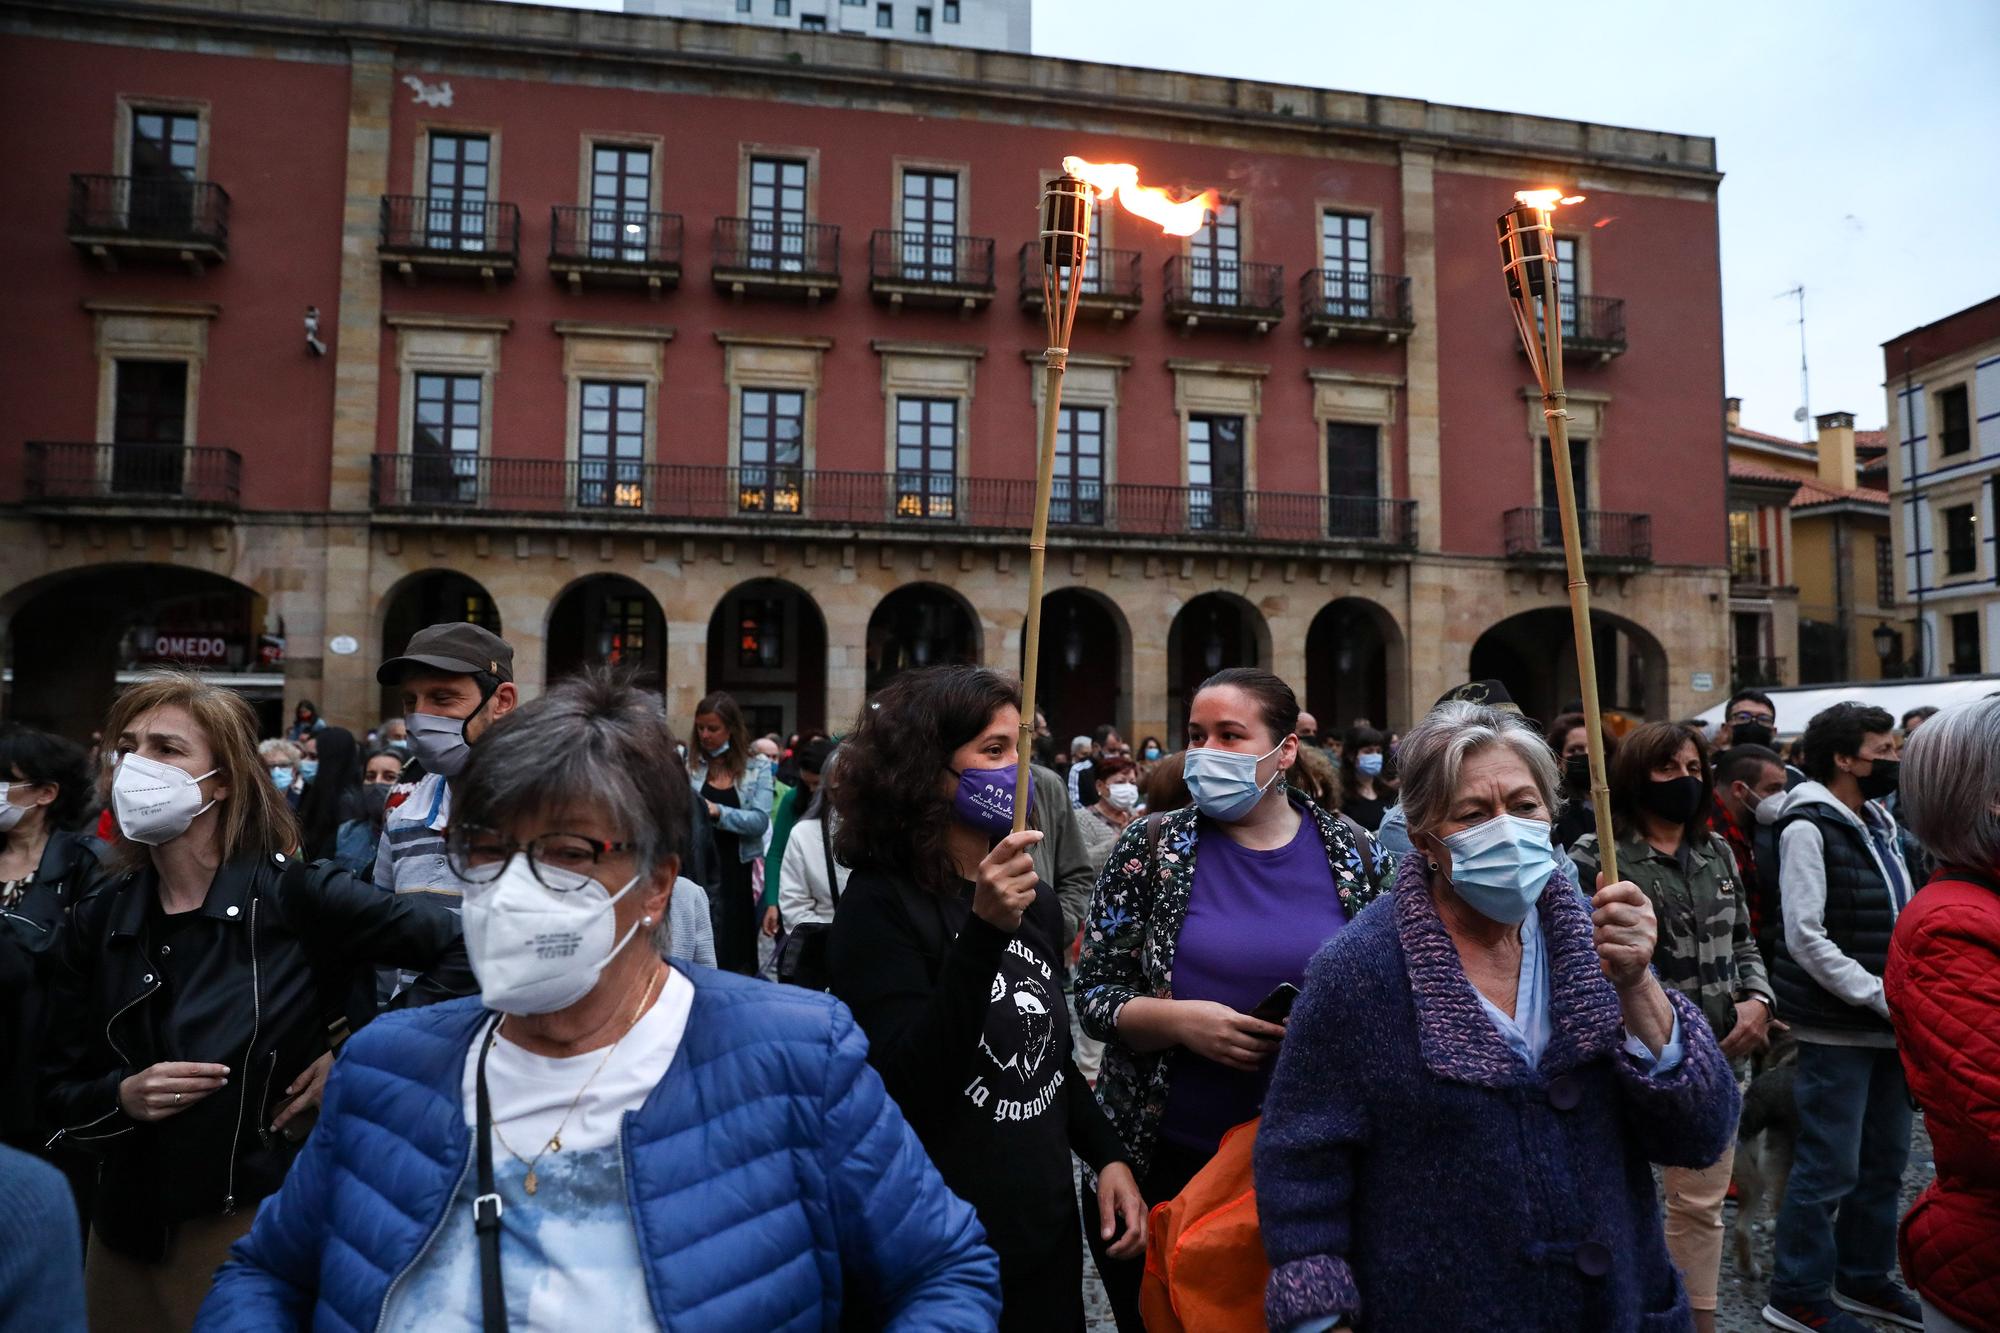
top-left (462, 854), bottom-right (645, 1015)
top-left (112, 752), bottom-right (219, 847)
top-left (1106, 782), bottom-right (1141, 812)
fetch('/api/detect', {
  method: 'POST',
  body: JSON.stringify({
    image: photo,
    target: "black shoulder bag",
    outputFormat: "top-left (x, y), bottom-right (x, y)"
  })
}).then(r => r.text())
top-left (775, 821), bottom-right (842, 991)
top-left (473, 1012), bottom-right (509, 1333)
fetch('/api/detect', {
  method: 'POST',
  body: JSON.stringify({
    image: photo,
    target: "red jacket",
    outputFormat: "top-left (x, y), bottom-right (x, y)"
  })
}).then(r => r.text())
top-left (1885, 866), bottom-right (2000, 1332)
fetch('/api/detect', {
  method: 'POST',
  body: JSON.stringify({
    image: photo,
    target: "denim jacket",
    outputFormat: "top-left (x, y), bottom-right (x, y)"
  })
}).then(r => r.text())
top-left (688, 753), bottom-right (775, 864)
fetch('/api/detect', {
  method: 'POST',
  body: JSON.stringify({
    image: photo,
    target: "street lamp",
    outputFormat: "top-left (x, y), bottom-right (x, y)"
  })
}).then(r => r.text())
top-left (1872, 623), bottom-right (1902, 678)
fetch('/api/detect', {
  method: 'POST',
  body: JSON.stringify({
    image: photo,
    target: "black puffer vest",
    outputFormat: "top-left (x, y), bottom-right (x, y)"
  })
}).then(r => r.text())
top-left (1769, 805), bottom-right (1898, 1034)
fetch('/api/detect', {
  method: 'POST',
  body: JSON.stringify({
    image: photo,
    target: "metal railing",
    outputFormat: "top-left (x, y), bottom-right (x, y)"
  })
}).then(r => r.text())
top-left (710, 217), bottom-right (840, 279)
top-left (1503, 506), bottom-right (1653, 561)
top-left (1559, 294), bottom-right (1626, 352)
top-left (1301, 270), bottom-right (1412, 329)
top-left (1163, 256), bottom-right (1285, 317)
top-left (379, 195), bottom-right (521, 259)
top-left (869, 230), bottom-right (996, 288)
top-left (1730, 544), bottom-right (1776, 585)
top-left (1731, 656), bottom-right (1787, 689)
top-left (368, 456), bottom-right (1418, 548)
top-left (24, 442), bottom-right (242, 508)
top-left (1016, 243), bottom-right (1142, 304)
top-left (549, 206), bottom-right (683, 267)
top-left (68, 174), bottom-right (231, 249)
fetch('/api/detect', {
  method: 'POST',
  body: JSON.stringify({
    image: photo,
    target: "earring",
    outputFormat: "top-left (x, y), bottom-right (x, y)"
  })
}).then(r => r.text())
top-left (641, 915), bottom-right (653, 926)
top-left (1426, 859), bottom-right (1441, 873)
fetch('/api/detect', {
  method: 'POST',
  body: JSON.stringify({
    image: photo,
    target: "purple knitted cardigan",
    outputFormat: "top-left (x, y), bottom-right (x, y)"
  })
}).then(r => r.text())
top-left (1254, 852), bottom-right (1739, 1332)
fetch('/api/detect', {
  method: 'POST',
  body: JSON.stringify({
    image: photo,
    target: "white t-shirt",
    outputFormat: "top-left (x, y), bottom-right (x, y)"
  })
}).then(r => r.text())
top-left (380, 967), bottom-right (694, 1332)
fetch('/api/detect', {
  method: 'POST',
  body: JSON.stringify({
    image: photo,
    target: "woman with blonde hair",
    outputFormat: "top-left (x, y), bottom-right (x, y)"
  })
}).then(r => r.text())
top-left (42, 672), bottom-right (468, 1331)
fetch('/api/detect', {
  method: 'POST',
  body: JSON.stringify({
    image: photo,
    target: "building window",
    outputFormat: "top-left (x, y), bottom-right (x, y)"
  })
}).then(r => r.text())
top-left (1319, 211), bottom-right (1371, 316)
top-left (1937, 385), bottom-right (1971, 456)
top-left (1326, 422), bottom-right (1380, 540)
top-left (1875, 535), bottom-right (1895, 607)
top-left (1189, 201), bottom-right (1241, 305)
top-left (895, 397), bottom-right (957, 519)
top-left (598, 596), bottom-right (651, 667)
top-left (1052, 405), bottom-right (1104, 526)
top-left (746, 155), bottom-right (808, 272)
top-left (876, 2), bottom-right (893, 26)
top-left (1188, 414), bottom-right (1246, 532)
top-left (577, 381), bottom-right (646, 510)
top-left (1950, 611), bottom-right (1982, 675)
top-left (899, 168), bottom-right (959, 281)
top-left (1555, 236), bottom-right (1580, 336)
top-left (1539, 436), bottom-right (1590, 548)
top-left (736, 0), bottom-right (751, 11)
top-left (588, 144), bottom-right (651, 262)
top-left (943, 0), bottom-right (959, 18)
top-left (801, 13), bottom-right (826, 28)
top-left (737, 597), bottom-right (786, 669)
top-left (774, 0), bottom-right (791, 14)
top-left (424, 132), bottom-right (491, 251)
top-left (1943, 502), bottom-right (1978, 576)
top-left (411, 372), bottom-right (482, 505)
top-left (738, 388), bottom-right (805, 514)
top-left (915, 5), bottom-right (931, 30)
top-left (131, 108), bottom-right (199, 181)
top-left (111, 360), bottom-right (189, 496)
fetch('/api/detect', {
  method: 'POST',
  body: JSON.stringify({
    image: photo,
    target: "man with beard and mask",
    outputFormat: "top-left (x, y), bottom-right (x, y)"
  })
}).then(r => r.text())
top-left (1709, 743), bottom-right (1789, 960)
top-left (1568, 722), bottom-right (1774, 1333)
top-left (372, 622), bottom-right (518, 1002)
top-left (1760, 702), bottom-right (1923, 1333)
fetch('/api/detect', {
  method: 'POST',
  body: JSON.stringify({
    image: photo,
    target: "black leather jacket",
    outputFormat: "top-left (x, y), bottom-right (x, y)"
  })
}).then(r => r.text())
top-left (42, 849), bottom-right (472, 1260)
top-left (0, 830), bottom-right (102, 1147)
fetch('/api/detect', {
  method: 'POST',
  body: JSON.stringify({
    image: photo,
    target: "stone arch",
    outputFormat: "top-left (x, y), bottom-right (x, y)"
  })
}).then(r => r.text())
top-left (865, 582), bottom-right (982, 695)
top-left (1023, 586), bottom-right (1133, 743)
top-left (545, 573), bottom-right (667, 692)
top-left (1305, 596), bottom-right (1410, 736)
top-left (1469, 607), bottom-right (1669, 725)
top-left (704, 577), bottom-right (829, 738)
top-left (1165, 591), bottom-right (1271, 746)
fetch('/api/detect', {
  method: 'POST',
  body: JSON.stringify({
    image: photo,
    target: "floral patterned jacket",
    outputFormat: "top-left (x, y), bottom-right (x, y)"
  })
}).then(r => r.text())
top-left (1074, 794), bottom-right (1393, 1178)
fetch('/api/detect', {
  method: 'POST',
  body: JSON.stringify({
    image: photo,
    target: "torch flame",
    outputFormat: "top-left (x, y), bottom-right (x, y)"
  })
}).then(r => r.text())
top-left (1063, 155), bottom-right (1220, 237)
top-left (1514, 188), bottom-right (1587, 212)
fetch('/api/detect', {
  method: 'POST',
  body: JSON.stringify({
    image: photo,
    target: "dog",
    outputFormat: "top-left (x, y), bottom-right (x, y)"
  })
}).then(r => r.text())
top-left (1731, 1044), bottom-right (1800, 1280)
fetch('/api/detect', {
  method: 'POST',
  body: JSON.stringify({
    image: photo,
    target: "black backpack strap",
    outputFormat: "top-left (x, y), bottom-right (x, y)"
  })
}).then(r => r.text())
top-left (472, 1012), bottom-right (508, 1333)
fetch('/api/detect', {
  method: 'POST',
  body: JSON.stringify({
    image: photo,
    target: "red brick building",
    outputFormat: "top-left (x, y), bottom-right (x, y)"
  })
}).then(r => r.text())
top-left (0, 0), bottom-right (1730, 742)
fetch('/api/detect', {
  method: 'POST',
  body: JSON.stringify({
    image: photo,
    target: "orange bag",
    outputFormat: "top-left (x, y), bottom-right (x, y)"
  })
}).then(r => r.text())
top-left (1139, 1118), bottom-right (1268, 1333)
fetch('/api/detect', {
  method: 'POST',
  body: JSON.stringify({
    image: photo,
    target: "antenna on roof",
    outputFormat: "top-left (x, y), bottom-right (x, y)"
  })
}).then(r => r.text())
top-left (1776, 284), bottom-right (1810, 442)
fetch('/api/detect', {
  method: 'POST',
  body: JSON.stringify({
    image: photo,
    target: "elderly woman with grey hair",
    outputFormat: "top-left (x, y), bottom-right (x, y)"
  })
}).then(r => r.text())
top-left (200, 671), bottom-right (1001, 1331)
top-left (1884, 695), bottom-right (2000, 1333)
top-left (1254, 700), bottom-right (1739, 1333)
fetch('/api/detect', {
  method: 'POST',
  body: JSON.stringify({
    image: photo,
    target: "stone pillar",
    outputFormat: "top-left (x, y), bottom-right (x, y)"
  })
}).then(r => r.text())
top-left (1129, 587), bottom-right (1171, 748)
top-left (320, 45), bottom-right (394, 728)
top-left (1398, 146), bottom-right (1443, 554)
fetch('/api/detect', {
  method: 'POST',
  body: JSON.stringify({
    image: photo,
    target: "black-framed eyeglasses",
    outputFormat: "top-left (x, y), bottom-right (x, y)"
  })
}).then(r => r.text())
top-left (445, 827), bottom-right (637, 890)
top-left (1728, 711), bottom-right (1775, 726)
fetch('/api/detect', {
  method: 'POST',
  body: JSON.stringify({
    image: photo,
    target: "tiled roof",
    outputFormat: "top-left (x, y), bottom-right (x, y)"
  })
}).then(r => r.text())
top-left (1790, 475), bottom-right (1889, 511)
top-left (1730, 425), bottom-right (1815, 450)
top-left (1729, 461), bottom-right (1806, 488)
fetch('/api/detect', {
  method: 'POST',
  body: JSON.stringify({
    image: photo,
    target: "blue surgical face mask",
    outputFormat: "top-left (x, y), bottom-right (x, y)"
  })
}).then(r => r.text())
top-left (1356, 752), bottom-right (1385, 778)
top-left (1142, 744), bottom-right (1162, 761)
top-left (706, 741), bottom-right (731, 759)
top-left (269, 765), bottom-right (296, 791)
top-left (1434, 814), bottom-right (1559, 925)
top-left (1183, 740), bottom-right (1286, 824)
top-left (297, 759), bottom-right (319, 783)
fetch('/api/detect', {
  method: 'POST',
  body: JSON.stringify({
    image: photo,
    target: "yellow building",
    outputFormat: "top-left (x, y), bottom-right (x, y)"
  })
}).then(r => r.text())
top-left (1726, 402), bottom-right (1898, 685)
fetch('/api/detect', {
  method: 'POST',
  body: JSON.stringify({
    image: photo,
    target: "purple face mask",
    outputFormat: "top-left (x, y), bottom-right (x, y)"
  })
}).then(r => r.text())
top-left (950, 763), bottom-right (1030, 837)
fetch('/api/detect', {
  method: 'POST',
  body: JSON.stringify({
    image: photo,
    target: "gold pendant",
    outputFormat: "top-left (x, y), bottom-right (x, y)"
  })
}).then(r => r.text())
top-left (524, 1170), bottom-right (538, 1196)
top-left (548, 1134), bottom-right (561, 1153)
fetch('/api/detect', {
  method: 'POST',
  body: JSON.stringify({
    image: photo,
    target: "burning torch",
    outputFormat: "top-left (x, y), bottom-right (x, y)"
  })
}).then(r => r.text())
top-left (1496, 188), bottom-right (1617, 881)
top-left (1011, 158), bottom-right (1217, 831)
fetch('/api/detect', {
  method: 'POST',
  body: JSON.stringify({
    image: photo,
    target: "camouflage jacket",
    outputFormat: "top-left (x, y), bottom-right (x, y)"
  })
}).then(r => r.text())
top-left (1570, 827), bottom-right (1773, 1040)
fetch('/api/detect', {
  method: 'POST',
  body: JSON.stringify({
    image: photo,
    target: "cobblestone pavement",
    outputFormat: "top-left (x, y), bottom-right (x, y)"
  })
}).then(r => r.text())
top-left (1080, 1120), bottom-right (1937, 1333)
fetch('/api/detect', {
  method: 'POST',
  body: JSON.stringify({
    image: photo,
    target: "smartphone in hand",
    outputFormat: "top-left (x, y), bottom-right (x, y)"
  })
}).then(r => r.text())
top-left (1249, 982), bottom-right (1300, 1024)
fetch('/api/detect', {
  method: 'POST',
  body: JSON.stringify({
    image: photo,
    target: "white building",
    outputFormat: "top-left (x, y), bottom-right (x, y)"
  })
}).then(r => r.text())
top-left (621, 0), bottom-right (1029, 51)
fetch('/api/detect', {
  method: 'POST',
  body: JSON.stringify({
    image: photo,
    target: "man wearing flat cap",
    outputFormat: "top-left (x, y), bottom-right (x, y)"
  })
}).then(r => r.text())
top-left (371, 622), bottom-right (518, 999)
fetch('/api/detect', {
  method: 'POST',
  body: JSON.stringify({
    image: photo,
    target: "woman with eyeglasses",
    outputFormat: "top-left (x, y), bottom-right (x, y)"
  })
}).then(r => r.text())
top-left (41, 673), bottom-right (468, 1332)
top-left (202, 672), bottom-right (998, 1331)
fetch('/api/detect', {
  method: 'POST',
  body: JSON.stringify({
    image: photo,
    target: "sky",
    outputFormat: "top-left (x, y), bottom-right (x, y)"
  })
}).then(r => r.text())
top-left (525, 0), bottom-right (2000, 439)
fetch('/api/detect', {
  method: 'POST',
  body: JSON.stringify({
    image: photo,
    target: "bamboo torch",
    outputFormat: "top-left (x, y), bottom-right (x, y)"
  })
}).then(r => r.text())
top-left (1012, 160), bottom-right (1218, 831)
top-left (1496, 189), bottom-right (1618, 882)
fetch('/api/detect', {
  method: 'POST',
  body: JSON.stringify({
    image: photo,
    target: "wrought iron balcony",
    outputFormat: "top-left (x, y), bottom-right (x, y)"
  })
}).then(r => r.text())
top-left (869, 231), bottom-right (996, 310)
top-left (1730, 544), bottom-right (1777, 587)
top-left (1502, 507), bottom-right (1653, 564)
top-left (1016, 244), bottom-right (1142, 321)
top-left (367, 455), bottom-right (1418, 554)
top-left (379, 195), bottom-right (520, 285)
top-left (1731, 656), bottom-right (1787, 689)
top-left (548, 206), bottom-right (682, 295)
top-left (1163, 256), bottom-right (1284, 333)
top-left (68, 174), bottom-right (230, 272)
top-left (710, 218), bottom-right (841, 301)
top-left (1558, 295), bottom-right (1626, 361)
top-left (23, 441), bottom-right (241, 510)
top-left (1300, 271), bottom-right (1414, 343)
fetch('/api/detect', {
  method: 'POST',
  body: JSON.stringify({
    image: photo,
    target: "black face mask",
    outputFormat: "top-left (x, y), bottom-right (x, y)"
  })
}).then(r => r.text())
top-left (1563, 754), bottom-right (1592, 795)
top-left (1639, 775), bottom-right (1705, 825)
top-left (1856, 758), bottom-right (1900, 801)
top-left (1731, 721), bottom-right (1775, 750)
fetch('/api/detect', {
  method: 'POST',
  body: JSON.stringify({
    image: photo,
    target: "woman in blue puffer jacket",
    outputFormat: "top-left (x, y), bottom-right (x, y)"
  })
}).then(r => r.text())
top-left (196, 673), bottom-right (1000, 1331)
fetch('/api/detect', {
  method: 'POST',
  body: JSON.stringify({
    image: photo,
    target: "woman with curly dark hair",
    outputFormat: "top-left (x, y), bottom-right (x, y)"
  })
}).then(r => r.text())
top-left (828, 665), bottom-right (1145, 1330)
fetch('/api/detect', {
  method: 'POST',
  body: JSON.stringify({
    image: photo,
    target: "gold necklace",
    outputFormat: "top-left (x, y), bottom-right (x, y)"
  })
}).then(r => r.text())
top-left (489, 964), bottom-right (664, 1196)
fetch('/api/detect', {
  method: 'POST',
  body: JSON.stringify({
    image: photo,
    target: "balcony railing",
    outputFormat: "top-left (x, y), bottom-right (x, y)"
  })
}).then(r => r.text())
top-left (1300, 270), bottom-right (1413, 342)
top-left (67, 174), bottom-right (230, 269)
top-left (1016, 244), bottom-right (1143, 320)
top-left (24, 442), bottom-right (242, 509)
top-left (1558, 294), bottom-right (1627, 359)
top-left (1731, 656), bottom-right (1787, 689)
top-left (1163, 256), bottom-right (1285, 331)
top-left (1502, 507), bottom-right (1653, 562)
top-left (367, 455), bottom-right (1418, 551)
top-left (548, 206), bottom-right (682, 292)
top-left (711, 218), bottom-right (840, 298)
top-left (869, 230), bottom-right (996, 308)
top-left (379, 195), bottom-right (520, 281)
top-left (1730, 544), bottom-right (1777, 586)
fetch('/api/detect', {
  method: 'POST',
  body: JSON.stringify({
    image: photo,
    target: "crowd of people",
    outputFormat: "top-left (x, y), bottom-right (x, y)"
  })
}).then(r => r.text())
top-left (0, 624), bottom-right (1993, 1333)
